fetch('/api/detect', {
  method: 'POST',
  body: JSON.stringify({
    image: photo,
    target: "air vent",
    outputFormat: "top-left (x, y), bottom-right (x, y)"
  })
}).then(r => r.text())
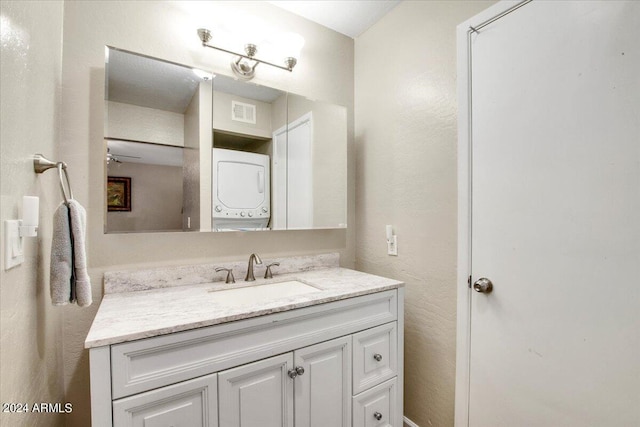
top-left (231, 101), bottom-right (256, 124)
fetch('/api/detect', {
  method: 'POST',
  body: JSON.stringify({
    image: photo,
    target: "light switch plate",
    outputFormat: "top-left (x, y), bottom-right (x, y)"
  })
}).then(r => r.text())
top-left (387, 235), bottom-right (398, 256)
top-left (4, 220), bottom-right (24, 270)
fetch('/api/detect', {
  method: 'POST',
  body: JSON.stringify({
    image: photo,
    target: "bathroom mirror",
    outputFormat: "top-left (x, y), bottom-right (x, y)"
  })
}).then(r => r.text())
top-left (211, 76), bottom-right (346, 231)
top-left (211, 75), bottom-right (286, 231)
top-left (104, 47), bottom-right (347, 233)
top-left (104, 47), bottom-right (213, 233)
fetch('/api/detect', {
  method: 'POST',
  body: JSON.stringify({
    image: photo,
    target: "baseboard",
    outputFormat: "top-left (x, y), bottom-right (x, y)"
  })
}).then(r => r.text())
top-left (404, 416), bottom-right (420, 427)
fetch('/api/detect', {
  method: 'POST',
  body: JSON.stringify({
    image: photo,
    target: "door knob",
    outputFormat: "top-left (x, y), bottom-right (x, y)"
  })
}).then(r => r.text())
top-left (373, 353), bottom-right (383, 362)
top-left (473, 278), bottom-right (493, 294)
top-left (373, 412), bottom-right (383, 421)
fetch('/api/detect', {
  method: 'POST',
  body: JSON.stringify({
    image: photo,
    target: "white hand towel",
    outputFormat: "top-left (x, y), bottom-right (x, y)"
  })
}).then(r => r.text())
top-left (68, 200), bottom-right (91, 307)
top-left (50, 203), bottom-right (72, 305)
top-left (49, 200), bottom-right (92, 307)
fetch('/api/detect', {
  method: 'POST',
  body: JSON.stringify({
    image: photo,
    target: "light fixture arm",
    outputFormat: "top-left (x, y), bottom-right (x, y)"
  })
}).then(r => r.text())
top-left (197, 28), bottom-right (295, 72)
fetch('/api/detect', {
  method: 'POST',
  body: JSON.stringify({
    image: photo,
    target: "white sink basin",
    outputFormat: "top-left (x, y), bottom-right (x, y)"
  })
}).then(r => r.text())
top-left (208, 280), bottom-right (320, 306)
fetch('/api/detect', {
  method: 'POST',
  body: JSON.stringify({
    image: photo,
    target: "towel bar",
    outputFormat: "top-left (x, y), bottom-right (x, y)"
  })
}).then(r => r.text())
top-left (33, 154), bottom-right (74, 205)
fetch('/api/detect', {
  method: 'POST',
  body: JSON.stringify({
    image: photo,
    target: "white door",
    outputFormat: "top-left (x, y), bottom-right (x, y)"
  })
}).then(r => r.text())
top-left (218, 353), bottom-right (294, 427)
top-left (294, 336), bottom-right (351, 427)
top-left (287, 114), bottom-right (313, 229)
top-left (462, 1), bottom-right (640, 425)
top-left (272, 114), bottom-right (313, 229)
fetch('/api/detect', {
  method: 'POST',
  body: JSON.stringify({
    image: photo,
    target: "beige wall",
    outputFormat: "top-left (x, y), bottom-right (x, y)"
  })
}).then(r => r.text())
top-left (183, 83), bottom-right (202, 231)
top-left (59, 1), bottom-right (354, 424)
top-left (106, 101), bottom-right (185, 146)
top-left (0, 1), bottom-right (66, 426)
top-left (106, 163), bottom-right (183, 233)
top-left (213, 90), bottom-right (275, 139)
top-left (354, 1), bottom-right (495, 426)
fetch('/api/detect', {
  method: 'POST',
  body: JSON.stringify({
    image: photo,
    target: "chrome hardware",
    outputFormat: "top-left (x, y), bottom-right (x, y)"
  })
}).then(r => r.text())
top-left (264, 262), bottom-right (280, 279)
top-left (373, 412), bottom-right (383, 421)
top-left (33, 154), bottom-right (74, 205)
top-left (215, 267), bottom-right (235, 284)
top-left (288, 366), bottom-right (305, 379)
top-left (473, 277), bottom-right (493, 294)
top-left (197, 27), bottom-right (300, 82)
top-left (245, 253), bottom-right (263, 281)
top-left (373, 353), bottom-right (383, 362)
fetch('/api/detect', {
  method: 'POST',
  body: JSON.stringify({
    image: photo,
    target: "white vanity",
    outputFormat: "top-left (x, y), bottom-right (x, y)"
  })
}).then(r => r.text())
top-left (86, 255), bottom-right (404, 427)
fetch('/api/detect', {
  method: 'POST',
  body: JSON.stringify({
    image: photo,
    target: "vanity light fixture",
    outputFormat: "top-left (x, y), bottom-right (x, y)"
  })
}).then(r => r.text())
top-left (196, 28), bottom-right (304, 81)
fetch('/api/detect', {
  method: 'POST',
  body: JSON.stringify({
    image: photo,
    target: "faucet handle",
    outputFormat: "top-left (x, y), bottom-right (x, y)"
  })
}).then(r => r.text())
top-left (264, 262), bottom-right (280, 279)
top-left (215, 267), bottom-right (235, 284)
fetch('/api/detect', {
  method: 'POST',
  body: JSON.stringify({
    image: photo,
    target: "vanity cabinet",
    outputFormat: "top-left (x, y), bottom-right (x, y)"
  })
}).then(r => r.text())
top-left (112, 373), bottom-right (217, 426)
top-left (353, 378), bottom-right (398, 427)
top-left (219, 353), bottom-right (293, 427)
top-left (294, 336), bottom-right (352, 426)
top-left (89, 289), bottom-right (404, 427)
top-left (218, 335), bottom-right (351, 427)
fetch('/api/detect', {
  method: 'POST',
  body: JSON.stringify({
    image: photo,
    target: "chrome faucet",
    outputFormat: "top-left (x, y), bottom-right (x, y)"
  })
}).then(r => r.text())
top-left (245, 253), bottom-right (263, 281)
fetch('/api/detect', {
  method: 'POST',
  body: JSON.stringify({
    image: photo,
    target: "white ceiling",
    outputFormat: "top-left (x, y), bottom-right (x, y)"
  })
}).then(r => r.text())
top-left (268, 1), bottom-right (402, 38)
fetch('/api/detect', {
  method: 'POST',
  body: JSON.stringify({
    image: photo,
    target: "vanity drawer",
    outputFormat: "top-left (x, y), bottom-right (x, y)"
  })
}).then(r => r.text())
top-left (111, 290), bottom-right (397, 399)
top-left (352, 322), bottom-right (397, 394)
top-left (353, 377), bottom-right (398, 427)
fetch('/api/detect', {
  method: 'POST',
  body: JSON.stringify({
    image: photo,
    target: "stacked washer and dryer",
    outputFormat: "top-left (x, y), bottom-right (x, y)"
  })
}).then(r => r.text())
top-left (212, 148), bottom-right (270, 231)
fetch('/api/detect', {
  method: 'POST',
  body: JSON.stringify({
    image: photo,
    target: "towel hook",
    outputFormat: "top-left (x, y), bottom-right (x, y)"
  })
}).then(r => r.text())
top-left (33, 154), bottom-right (74, 205)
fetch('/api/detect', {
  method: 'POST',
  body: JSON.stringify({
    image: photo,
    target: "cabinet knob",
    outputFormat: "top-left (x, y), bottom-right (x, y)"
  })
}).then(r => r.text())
top-left (373, 412), bottom-right (383, 421)
top-left (373, 353), bottom-right (383, 362)
top-left (288, 366), bottom-right (305, 378)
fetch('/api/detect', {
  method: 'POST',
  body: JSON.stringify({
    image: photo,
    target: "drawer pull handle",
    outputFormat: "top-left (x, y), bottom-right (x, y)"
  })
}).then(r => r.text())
top-left (373, 353), bottom-right (383, 362)
top-left (295, 366), bottom-right (305, 376)
top-left (374, 412), bottom-right (383, 421)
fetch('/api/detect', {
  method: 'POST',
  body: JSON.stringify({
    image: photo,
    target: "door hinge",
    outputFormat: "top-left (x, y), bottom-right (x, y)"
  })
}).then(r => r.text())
top-left (468, 275), bottom-right (472, 288)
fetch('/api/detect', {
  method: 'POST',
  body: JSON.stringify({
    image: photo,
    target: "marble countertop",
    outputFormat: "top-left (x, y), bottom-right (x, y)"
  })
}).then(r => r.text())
top-left (85, 267), bottom-right (403, 348)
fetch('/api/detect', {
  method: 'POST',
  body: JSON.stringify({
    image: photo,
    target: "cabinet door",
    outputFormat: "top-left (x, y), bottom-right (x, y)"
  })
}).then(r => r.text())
top-left (218, 353), bottom-right (294, 427)
top-left (294, 336), bottom-right (352, 427)
top-left (353, 378), bottom-right (397, 427)
top-left (112, 373), bottom-right (217, 427)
